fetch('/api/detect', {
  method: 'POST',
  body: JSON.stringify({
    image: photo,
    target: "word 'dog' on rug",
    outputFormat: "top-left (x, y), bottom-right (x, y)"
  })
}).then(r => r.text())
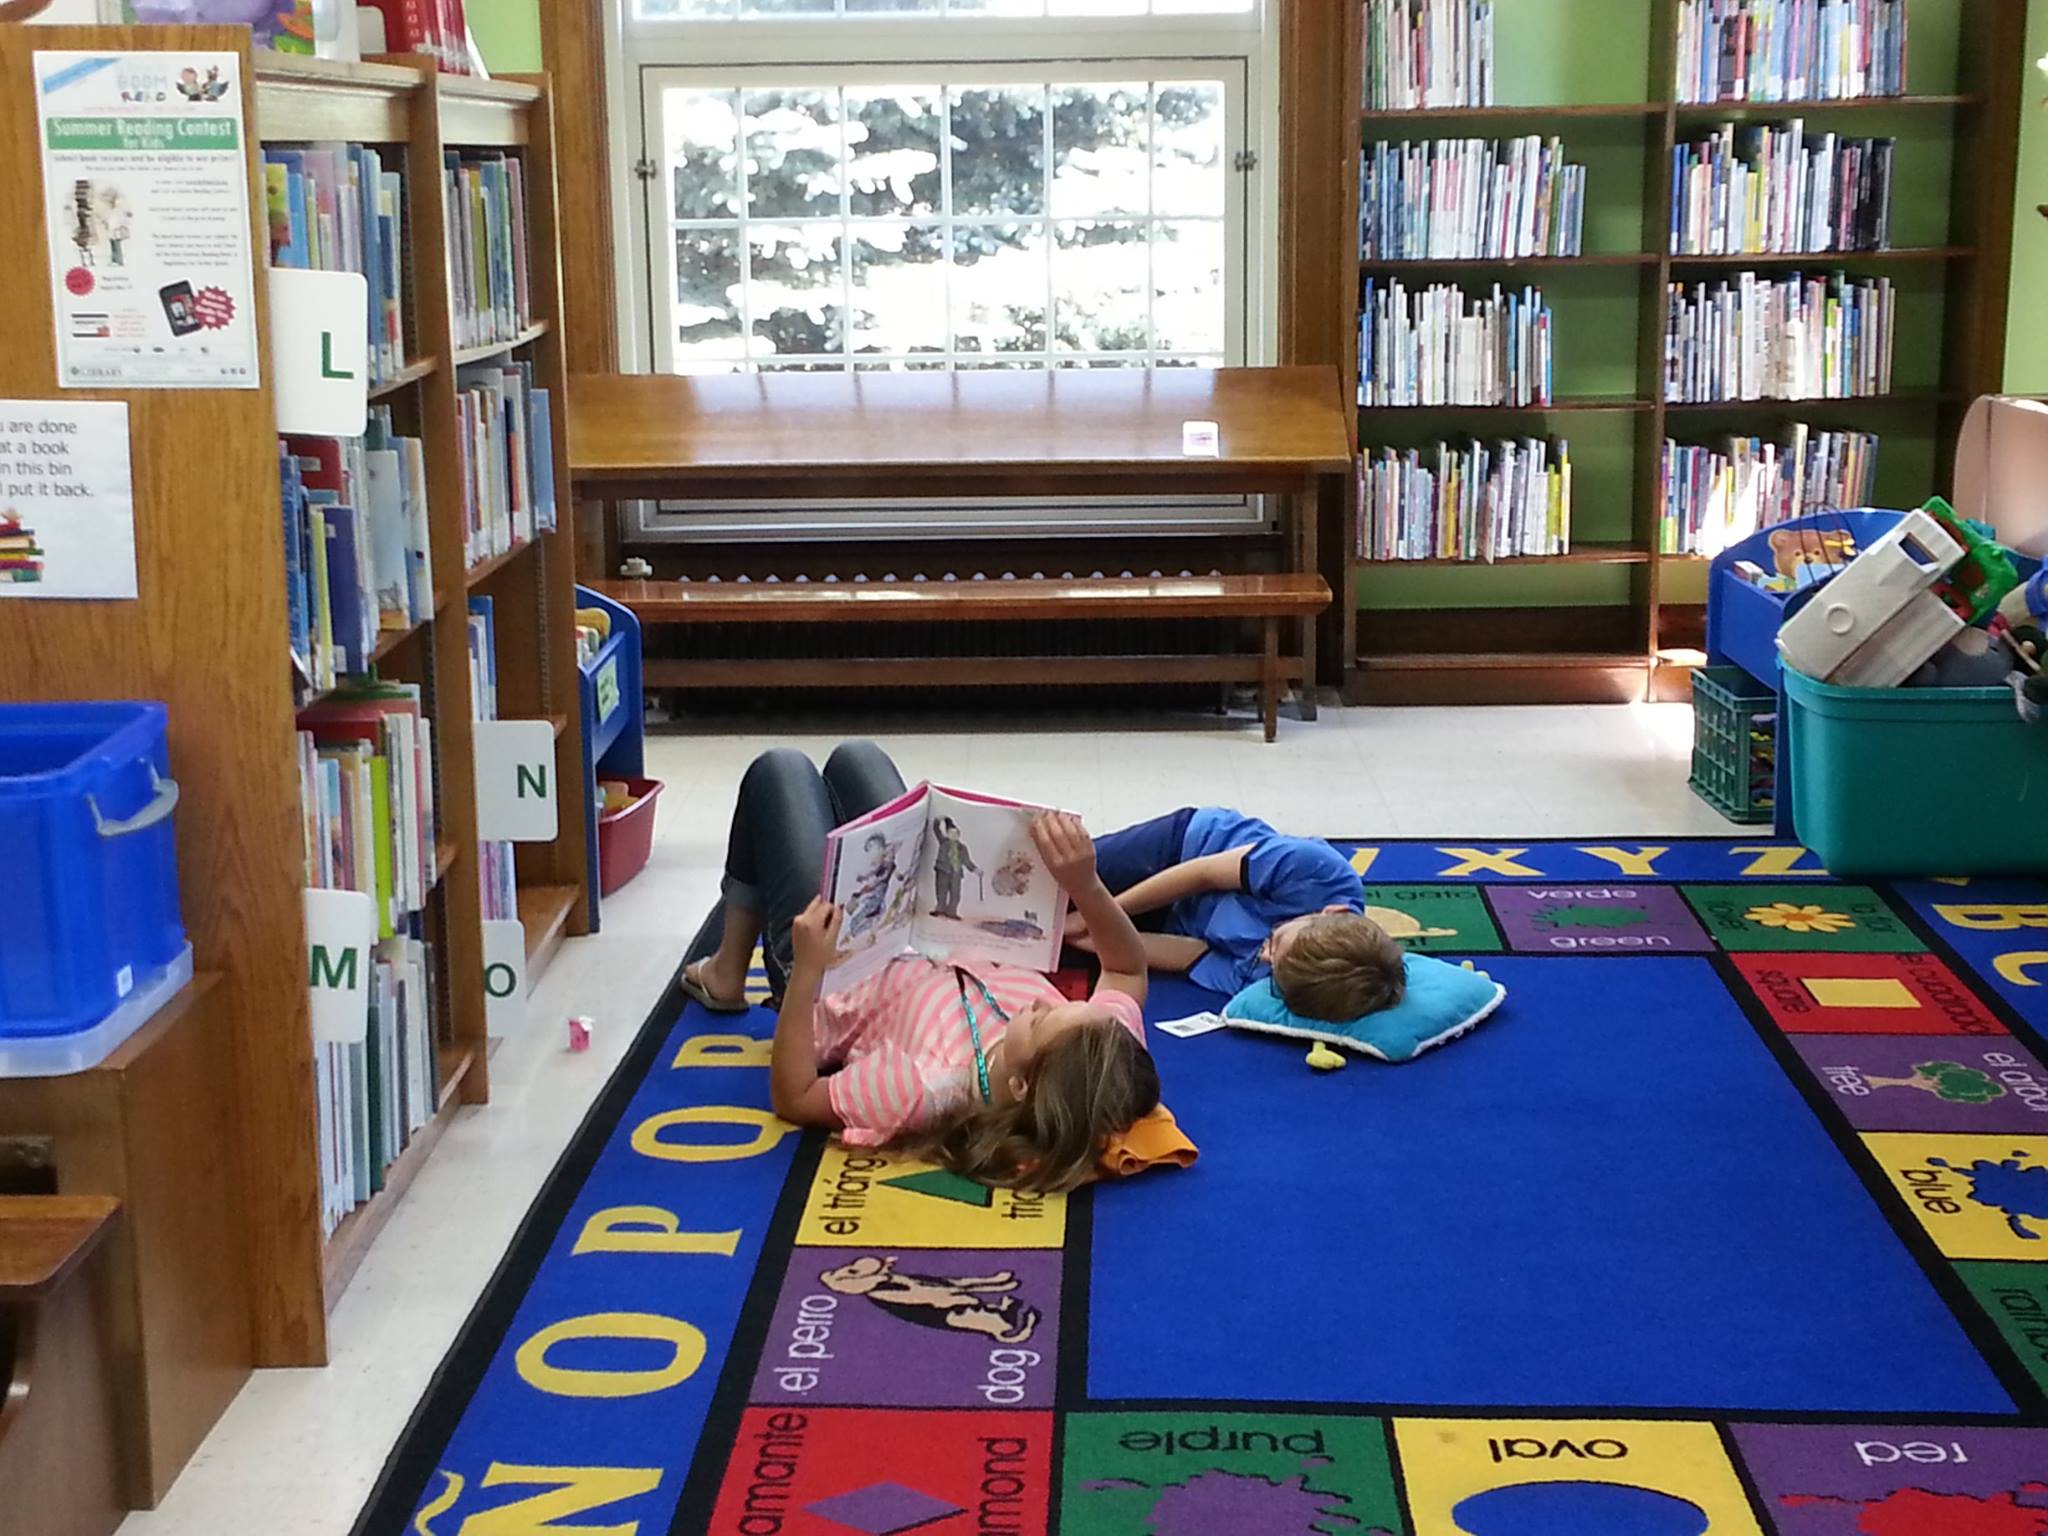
top-left (356, 841), bottom-right (2048, 1536)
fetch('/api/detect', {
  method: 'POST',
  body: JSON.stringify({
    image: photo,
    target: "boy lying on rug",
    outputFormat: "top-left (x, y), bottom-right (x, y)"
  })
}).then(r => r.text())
top-left (679, 743), bottom-right (1160, 1194)
top-left (1070, 807), bottom-right (1407, 1022)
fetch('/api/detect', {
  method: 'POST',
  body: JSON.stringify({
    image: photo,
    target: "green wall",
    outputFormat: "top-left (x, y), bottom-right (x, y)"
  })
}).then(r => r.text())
top-left (468, 0), bottom-right (543, 75)
top-left (2009, 0), bottom-right (2048, 393)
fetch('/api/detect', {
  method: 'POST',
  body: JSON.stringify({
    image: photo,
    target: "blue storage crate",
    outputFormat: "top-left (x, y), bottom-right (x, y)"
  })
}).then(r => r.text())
top-left (1705, 509), bottom-right (1908, 834)
top-left (576, 586), bottom-right (645, 931)
top-left (0, 702), bottom-right (188, 1063)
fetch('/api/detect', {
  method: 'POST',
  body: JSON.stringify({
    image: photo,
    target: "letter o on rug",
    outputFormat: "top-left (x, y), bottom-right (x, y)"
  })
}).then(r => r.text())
top-left (515, 1311), bottom-right (708, 1397)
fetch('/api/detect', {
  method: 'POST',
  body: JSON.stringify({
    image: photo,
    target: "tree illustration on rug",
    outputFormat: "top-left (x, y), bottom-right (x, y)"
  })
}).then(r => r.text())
top-left (1862, 1061), bottom-right (2007, 1105)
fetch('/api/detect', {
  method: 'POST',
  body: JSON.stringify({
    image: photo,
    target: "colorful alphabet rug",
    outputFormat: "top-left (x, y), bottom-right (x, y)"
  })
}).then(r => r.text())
top-left (356, 840), bottom-right (2048, 1536)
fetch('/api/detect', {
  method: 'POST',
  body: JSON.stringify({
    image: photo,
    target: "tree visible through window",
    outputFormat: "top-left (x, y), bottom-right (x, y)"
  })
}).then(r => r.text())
top-left (654, 77), bottom-right (1229, 373)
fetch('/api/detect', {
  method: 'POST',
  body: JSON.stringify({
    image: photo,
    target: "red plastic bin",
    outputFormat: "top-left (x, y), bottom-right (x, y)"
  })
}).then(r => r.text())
top-left (597, 777), bottom-right (663, 896)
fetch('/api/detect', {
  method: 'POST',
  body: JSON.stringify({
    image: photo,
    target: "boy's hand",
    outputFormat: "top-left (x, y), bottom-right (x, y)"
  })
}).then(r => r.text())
top-left (791, 898), bottom-right (845, 972)
top-left (1063, 908), bottom-right (1091, 941)
top-left (1033, 811), bottom-right (1098, 894)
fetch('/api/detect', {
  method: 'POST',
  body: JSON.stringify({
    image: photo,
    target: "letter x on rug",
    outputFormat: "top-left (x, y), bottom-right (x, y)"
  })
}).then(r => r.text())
top-left (353, 840), bottom-right (2048, 1536)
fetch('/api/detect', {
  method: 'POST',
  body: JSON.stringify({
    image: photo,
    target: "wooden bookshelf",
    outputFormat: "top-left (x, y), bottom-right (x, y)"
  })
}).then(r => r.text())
top-left (1282, 0), bottom-right (2026, 704)
top-left (0, 27), bottom-right (587, 1365)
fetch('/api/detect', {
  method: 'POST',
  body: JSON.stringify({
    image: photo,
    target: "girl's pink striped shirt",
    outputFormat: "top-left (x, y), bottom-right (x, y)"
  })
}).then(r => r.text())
top-left (814, 954), bottom-right (1145, 1146)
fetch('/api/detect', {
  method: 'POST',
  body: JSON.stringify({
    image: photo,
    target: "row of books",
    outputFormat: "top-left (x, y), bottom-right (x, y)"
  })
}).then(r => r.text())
top-left (1359, 280), bottom-right (1553, 408)
top-left (468, 596), bottom-right (518, 925)
top-left (458, 360), bottom-right (558, 569)
top-left (1670, 122), bottom-right (1894, 255)
top-left (281, 408), bottom-right (435, 694)
top-left (361, 0), bottom-right (477, 76)
top-left (1663, 272), bottom-right (1895, 403)
top-left (262, 143), bottom-right (407, 387)
top-left (1660, 425), bottom-right (1878, 554)
top-left (1363, 0), bottom-right (1494, 111)
top-left (1361, 137), bottom-right (1586, 262)
top-left (1675, 0), bottom-right (1908, 105)
top-left (1359, 437), bottom-right (1573, 562)
top-left (297, 683), bottom-right (440, 1235)
top-left (446, 151), bottom-right (534, 351)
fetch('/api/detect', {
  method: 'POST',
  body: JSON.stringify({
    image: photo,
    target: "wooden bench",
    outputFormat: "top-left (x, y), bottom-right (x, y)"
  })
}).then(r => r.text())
top-left (0, 1196), bottom-right (124, 1536)
top-left (601, 572), bottom-right (1332, 741)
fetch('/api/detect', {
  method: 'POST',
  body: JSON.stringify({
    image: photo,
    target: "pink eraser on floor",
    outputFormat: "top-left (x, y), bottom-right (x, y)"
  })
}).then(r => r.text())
top-left (568, 1016), bottom-right (593, 1052)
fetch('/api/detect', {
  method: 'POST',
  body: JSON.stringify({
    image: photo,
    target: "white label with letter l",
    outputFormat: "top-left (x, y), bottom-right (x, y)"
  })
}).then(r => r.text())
top-left (483, 919), bottom-right (527, 1033)
top-left (269, 268), bottom-right (368, 436)
top-left (304, 887), bottom-right (377, 1043)
top-left (475, 719), bottom-right (560, 841)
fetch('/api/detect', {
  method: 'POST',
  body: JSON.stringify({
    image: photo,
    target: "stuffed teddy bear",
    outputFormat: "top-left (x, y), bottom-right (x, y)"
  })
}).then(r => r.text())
top-left (1768, 527), bottom-right (1857, 590)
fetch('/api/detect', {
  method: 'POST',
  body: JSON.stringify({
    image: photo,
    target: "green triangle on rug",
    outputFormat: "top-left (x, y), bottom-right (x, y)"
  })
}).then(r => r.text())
top-left (880, 1168), bottom-right (994, 1207)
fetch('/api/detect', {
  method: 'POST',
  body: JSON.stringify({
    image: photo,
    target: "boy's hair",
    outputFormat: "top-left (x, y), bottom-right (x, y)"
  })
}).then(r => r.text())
top-left (1272, 913), bottom-right (1406, 1022)
top-left (908, 1017), bottom-right (1159, 1193)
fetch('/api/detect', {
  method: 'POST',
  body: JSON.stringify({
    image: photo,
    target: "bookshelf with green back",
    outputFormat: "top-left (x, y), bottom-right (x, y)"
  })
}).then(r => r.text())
top-left (1302, 0), bottom-right (2024, 704)
top-left (0, 26), bottom-right (589, 1366)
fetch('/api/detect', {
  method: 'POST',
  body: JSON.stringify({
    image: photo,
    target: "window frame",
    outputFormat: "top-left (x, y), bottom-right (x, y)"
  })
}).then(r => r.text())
top-left (605, 1), bottom-right (1278, 540)
top-left (639, 60), bottom-right (1246, 377)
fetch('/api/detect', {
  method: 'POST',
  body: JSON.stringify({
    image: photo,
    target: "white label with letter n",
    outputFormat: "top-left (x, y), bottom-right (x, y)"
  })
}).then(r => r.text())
top-left (475, 719), bottom-right (560, 842)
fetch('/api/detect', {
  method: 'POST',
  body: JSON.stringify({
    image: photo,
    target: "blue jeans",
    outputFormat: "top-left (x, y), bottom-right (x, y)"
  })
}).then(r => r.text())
top-left (683, 742), bottom-right (907, 998)
top-left (1092, 808), bottom-right (1196, 932)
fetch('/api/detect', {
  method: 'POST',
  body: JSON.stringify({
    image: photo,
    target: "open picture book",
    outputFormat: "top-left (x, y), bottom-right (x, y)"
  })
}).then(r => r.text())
top-left (820, 782), bottom-right (1070, 993)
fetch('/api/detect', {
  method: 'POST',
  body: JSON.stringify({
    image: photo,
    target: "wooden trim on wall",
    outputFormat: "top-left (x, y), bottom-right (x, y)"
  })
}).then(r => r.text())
top-left (1277, 0), bottom-right (1361, 426)
top-left (539, 0), bottom-right (621, 580)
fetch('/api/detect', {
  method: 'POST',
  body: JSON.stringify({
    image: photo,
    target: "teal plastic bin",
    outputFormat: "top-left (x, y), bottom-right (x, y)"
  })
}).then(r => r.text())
top-left (1783, 665), bottom-right (2048, 876)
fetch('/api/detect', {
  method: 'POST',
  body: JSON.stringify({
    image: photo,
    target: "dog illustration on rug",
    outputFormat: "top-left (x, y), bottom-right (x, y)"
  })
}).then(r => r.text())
top-left (818, 1254), bottom-right (1041, 1343)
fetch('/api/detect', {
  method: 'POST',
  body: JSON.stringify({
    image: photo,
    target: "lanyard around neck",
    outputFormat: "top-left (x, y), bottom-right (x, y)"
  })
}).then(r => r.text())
top-left (953, 966), bottom-right (1007, 1105)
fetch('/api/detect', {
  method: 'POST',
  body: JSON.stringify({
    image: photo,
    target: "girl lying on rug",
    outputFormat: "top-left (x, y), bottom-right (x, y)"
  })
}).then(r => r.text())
top-left (680, 743), bottom-right (1160, 1194)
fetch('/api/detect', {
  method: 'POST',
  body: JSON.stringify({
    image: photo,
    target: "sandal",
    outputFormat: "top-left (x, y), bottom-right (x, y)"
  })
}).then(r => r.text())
top-left (679, 960), bottom-right (751, 1015)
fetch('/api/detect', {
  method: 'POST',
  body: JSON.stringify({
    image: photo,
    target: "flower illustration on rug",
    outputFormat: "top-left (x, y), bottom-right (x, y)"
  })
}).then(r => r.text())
top-left (1746, 901), bottom-right (1856, 934)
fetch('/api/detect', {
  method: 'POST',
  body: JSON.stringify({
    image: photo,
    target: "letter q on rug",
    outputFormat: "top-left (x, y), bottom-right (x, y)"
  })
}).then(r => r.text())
top-left (1221, 952), bottom-right (1508, 1062)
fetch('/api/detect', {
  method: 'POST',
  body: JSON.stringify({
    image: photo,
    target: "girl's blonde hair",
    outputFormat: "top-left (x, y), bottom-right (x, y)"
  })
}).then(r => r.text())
top-left (907, 1016), bottom-right (1159, 1193)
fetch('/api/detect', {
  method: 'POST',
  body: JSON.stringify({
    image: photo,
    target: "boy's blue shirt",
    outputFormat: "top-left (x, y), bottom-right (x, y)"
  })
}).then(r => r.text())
top-left (1169, 808), bottom-right (1363, 994)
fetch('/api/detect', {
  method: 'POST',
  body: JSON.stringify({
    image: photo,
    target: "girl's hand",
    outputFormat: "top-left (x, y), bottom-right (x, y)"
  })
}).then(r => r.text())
top-left (1032, 811), bottom-right (1098, 894)
top-left (1063, 907), bottom-right (1091, 941)
top-left (791, 898), bottom-right (845, 972)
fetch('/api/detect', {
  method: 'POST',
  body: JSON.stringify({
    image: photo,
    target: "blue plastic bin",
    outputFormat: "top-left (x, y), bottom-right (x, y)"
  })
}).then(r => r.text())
top-left (0, 702), bottom-right (187, 1047)
top-left (1784, 666), bottom-right (2048, 876)
top-left (576, 586), bottom-right (645, 932)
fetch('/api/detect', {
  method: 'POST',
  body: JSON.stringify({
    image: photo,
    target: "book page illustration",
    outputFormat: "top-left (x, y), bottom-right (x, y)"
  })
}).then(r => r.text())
top-left (822, 784), bottom-right (931, 993)
top-left (912, 788), bottom-right (1066, 974)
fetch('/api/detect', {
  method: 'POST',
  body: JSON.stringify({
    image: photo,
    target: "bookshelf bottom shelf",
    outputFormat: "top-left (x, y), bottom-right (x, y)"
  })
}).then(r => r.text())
top-left (518, 883), bottom-right (580, 987)
top-left (322, 1045), bottom-right (474, 1306)
top-left (1347, 650), bottom-right (1652, 706)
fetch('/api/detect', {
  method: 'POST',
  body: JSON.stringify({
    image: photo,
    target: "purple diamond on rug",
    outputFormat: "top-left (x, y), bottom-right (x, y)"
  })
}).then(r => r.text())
top-left (805, 1481), bottom-right (965, 1534)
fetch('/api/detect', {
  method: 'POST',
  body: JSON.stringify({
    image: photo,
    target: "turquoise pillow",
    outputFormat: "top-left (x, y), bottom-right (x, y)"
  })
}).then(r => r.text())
top-left (1222, 953), bottom-right (1507, 1063)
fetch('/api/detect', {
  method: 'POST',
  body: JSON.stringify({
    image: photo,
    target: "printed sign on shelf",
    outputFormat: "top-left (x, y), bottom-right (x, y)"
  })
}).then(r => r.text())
top-left (33, 50), bottom-right (260, 390)
top-left (269, 267), bottom-right (368, 436)
top-left (482, 919), bottom-right (527, 1034)
top-left (474, 719), bottom-right (559, 842)
top-left (304, 887), bottom-right (377, 1044)
top-left (0, 399), bottom-right (134, 599)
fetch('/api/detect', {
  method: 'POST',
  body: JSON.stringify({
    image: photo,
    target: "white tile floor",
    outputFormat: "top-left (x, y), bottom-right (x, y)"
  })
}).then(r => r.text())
top-left (115, 701), bottom-right (1738, 1533)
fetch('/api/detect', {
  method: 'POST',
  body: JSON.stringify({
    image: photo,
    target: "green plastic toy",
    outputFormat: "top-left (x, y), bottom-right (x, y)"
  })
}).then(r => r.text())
top-left (1920, 495), bottom-right (2019, 625)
